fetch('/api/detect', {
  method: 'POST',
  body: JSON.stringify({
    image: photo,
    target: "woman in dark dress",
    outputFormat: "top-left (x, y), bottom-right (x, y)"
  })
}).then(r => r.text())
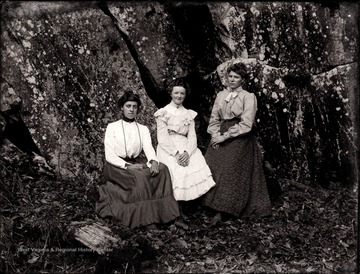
top-left (95, 91), bottom-right (180, 229)
top-left (202, 62), bottom-right (272, 224)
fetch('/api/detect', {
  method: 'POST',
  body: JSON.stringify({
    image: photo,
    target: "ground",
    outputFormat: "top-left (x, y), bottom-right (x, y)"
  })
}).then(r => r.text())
top-left (0, 140), bottom-right (357, 273)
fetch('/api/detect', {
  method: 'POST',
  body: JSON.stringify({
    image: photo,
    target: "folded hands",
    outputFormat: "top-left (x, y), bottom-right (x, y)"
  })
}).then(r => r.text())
top-left (175, 151), bottom-right (190, 167)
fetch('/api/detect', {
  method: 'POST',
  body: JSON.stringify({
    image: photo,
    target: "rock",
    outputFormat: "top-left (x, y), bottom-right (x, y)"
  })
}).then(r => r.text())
top-left (0, 2), bottom-right (358, 187)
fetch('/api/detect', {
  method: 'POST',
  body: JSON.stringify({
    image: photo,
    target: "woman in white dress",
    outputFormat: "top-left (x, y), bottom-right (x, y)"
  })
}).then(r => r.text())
top-left (154, 86), bottom-right (216, 206)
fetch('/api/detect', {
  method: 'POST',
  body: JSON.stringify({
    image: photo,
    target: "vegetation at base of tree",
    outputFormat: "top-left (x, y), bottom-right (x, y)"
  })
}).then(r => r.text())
top-left (0, 140), bottom-right (356, 273)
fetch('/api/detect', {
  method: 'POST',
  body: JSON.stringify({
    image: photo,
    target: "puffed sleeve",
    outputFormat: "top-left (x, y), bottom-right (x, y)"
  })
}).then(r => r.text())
top-left (154, 108), bottom-right (178, 156)
top-left (141, 125), bottom-right (159, 165)
top-left (207, 93), bottom-right (222, 137)
top-left (185, 110), bottom-right (198, 156)
top-left (104, 123), bottom-right (127, 168)
top-left (226, 93), bottom-right (257, 137)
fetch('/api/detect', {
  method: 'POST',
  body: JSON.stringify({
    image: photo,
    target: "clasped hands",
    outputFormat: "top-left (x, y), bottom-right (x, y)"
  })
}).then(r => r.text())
top-left (210, 134), bottom-right (227, 150)
top-left (175, 151), bottom-right (190, 167)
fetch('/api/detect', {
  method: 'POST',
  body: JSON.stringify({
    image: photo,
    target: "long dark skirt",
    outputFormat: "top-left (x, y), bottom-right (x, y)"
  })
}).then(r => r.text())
top-left (95, 158), bottom-right (180, 228)
top-left (202, 119), bottom-right (272, 218)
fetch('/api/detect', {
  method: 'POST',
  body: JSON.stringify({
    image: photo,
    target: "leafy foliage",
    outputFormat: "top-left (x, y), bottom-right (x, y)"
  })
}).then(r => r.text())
top-left (0, 139), bottom-right (356, 273)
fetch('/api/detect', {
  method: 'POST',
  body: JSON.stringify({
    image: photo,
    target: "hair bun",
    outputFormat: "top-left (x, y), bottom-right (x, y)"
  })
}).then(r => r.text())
top-left (118, 90), bottom-right (142, 109)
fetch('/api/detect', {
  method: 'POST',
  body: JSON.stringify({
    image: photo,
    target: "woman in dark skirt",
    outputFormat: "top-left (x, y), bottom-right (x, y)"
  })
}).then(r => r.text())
top-left (95, 91), bottom-right (180, 229)
top-left (202, 62), bottom-right (272, 224)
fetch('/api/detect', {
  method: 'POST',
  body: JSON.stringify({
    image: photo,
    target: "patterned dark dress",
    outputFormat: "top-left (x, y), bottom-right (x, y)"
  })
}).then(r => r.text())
top-left (202, 87), bottom-right (272, 218)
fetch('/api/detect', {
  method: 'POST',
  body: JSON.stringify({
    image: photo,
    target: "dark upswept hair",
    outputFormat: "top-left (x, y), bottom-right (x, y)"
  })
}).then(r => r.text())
top-left (226, 62), bottom-right (249, 81)
top-left (167, 77), bottom-right (190, 95)
top-left (117, 91), bottom-right (142, 110)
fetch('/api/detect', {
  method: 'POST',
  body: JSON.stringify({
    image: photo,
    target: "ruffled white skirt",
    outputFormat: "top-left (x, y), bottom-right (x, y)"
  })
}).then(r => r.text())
top-left (156, 135), bottom-right (216, 201)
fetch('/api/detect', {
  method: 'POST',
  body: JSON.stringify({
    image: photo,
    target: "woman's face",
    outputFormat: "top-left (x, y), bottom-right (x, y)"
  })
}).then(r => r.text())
top-left (122, 101), bottom-right (138, 119)
top-left (227, 71), bottom-right (242, 90)
top-left (171, 86), bottom-right (186, 106)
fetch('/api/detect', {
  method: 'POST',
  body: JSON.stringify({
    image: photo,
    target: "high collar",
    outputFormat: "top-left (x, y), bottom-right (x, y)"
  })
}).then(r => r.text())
top-left (169, 101), bottom-right (183, 109)
top-left (227, 86), bottom-right (244, 93)
top-left (122, 116), bottom-right (135, 123)
top-left (225, 86), bottom-right (244, 102)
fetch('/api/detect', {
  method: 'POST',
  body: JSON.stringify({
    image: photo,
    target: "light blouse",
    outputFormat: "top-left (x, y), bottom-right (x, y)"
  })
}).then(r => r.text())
top-left (207, 86), bottom-right (257, 138)
top-left (104, 119), bottom-right (158, 169)
top-left (154, 102), bottom-right (198, 156)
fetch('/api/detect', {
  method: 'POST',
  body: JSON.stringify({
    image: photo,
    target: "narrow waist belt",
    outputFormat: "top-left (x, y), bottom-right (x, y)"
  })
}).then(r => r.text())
top-left (168, 129), bottom-right (187, 137)
top-left (122, 157), bottom-right (137, 162)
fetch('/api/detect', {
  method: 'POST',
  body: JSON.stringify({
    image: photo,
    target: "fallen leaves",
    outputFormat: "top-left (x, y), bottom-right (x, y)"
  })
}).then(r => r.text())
top-left (0, 142), bottom-right (357, 273)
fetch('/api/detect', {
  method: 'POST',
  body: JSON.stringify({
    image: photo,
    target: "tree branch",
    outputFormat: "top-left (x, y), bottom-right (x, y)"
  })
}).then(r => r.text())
top-left (97, 1), bottom-right (170, 108)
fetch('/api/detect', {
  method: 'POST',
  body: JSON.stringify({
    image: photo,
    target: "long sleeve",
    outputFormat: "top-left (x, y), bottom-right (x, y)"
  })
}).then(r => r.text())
top-left (141, 125), bottom-right (159, 164)
top-left (226, 93), bottom-right (257, 137)
top-left (104, 123), bottom-right (127, 168)
top-left (156, 118), bottom-right (178, 156)
top-left (185, 120), bottom-right (198, 156)
top-left (207, 94), bottom-right (222, 137)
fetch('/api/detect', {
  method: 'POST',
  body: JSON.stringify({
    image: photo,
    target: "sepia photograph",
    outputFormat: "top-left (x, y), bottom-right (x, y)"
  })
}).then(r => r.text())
top-left (0, 1), bottom-right (358, 273)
